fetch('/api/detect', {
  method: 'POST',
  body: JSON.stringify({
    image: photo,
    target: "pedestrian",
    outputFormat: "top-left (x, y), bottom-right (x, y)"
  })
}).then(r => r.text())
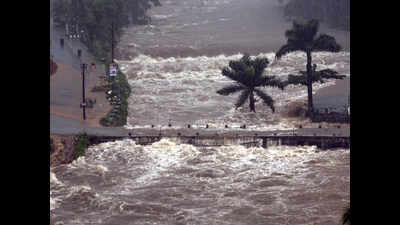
top-left (91, 63), bottom-right (96, 71)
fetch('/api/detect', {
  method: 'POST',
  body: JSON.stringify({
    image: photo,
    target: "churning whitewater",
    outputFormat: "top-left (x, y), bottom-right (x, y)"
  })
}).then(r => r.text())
top-left (115, 0), bottom-right (350, 129)
top-left (50, 0), bottom-right (350, 224)
top-left (117, 51), bottom-right (349, 130)
top-left (50, 139), bottom-right (349, 225)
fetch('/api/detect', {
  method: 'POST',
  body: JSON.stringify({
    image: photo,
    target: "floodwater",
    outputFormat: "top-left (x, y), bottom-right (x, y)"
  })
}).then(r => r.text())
top-left (115, 0), bottom-right (350, 130)
top-left (50, 1), bottom-right (350, 224)
top-left (50, 139), bottom-right (349, 225)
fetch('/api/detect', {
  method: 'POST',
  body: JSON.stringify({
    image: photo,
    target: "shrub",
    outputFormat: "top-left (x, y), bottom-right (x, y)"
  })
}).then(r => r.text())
top-left (100, 67), bottom-right (131, 127)
top-left (73, 133), bottom-right (90, 159)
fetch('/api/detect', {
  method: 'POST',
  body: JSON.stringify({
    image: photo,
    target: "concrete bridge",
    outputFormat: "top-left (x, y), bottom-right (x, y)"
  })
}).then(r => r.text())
top-left (83, 126), bottom-right (350, 150)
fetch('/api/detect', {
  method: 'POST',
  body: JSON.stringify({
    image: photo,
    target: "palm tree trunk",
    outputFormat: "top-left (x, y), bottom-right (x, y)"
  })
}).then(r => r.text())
top-left (249, 91), bottom-right (256, 112)
top-left (306, 50), bottom-right (314, 118)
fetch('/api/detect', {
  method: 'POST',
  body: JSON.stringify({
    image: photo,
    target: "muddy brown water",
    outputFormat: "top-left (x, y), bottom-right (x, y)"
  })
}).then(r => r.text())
top-left (50, 1), bottom-right (350, 224)
top-left (50, 139), bottom-right (349, 225)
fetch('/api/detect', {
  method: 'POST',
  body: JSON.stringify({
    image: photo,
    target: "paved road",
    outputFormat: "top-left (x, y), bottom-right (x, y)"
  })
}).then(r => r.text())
top-left (51, 20), bottom-right (112, 129)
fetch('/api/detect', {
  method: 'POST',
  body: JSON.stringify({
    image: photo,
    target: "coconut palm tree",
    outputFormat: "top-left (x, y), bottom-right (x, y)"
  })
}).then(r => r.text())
top-left (217, 54), bottom-right (285, 113)
top-left (275, 19), bottom-right (341, 117)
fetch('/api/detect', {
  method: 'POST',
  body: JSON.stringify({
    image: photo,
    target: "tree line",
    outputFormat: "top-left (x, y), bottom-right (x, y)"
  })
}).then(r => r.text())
top-left (52, 0), bottom-right (161, 60)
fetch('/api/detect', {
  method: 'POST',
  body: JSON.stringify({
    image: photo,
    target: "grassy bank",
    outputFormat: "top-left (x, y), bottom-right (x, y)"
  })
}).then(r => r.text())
top-left (100, 65), bottom-right (131, 127)
top-left (73, 133), bottom-right (90, 159)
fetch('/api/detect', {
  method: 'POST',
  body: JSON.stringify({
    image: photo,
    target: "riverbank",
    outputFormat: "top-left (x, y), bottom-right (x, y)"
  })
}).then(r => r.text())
top-left (280, 77), bottom-right (350, 127)
top-left (51, 21), bottom-right (133, 129)
top-left (99, 65), bottom-right (132, 127)
top-left (50, 133), bottom-right (92, 168)
top-left (50, 135), bottom-right (76, 168)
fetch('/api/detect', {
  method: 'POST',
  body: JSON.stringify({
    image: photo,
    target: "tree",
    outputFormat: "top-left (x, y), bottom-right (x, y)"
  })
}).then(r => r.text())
top-left (51, 0), bottom-right (161, 60)
top-left (342, 205), bottom-right (351, 225)
top-left (217, 54), bottom-right (285, 113)
top-left (285, 64), bottom-right (346, 86)
top-left (275, 19), bottom-right (341, 117)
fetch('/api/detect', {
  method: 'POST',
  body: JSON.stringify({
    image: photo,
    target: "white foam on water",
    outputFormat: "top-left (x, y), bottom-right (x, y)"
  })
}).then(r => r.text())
top-left (50, 196), bottom-right (59, 211)
top-left (50, 137), bottom-right (349, 224)
top-left (50, 171), bottom-right (64, 186)
top-left (118, 51), bottom-right (350, 128)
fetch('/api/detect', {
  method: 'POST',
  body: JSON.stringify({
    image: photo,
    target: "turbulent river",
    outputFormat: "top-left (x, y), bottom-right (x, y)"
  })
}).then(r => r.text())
top-left (115, 0), bottom-right (350, 130)
top-left (51, 139), bottom-right (349, 225)
top-left (50, 0), bottom-right (350, 224)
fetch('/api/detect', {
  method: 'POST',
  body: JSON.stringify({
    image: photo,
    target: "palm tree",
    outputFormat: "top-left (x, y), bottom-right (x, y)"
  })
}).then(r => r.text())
top-left (286, 64), bottom-right (346, 86)
top-left (216, 54), bottom-right (285, 113)
top-left (275, 19), bottom-right (341, 117)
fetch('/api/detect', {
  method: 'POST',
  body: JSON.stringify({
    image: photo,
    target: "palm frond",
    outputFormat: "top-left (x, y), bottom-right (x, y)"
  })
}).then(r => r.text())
top-left (216, 84), bottom-right (245, 96)
top-left (235, 89), bottom-right (250, 109)
top-left (287, 74), bottom-right (308, 86)
top-left (312, 34), bottom-right (342, 52)
top-left (286, 68), bottom-right (346, 86)
top-left (319, 69), bottom-right (346, 79)
top-left (275, 43), bottom-right (300, 59)
top-left (263, 76), bottom-right (287, 90)
top-left (305, 19), bottom-right (319, 41)
top-left (221, 67), bottom-right (240, 82)
top-left (228, 60), bottom-right (247, 73)
top-left (254, 88), bottom-right (275, 112)
top-left (240, 53), bottom-right (251, 66)
top-left (249, 57), bottom-right (269, 77)
top-left (285, 19), bottom-right (319, 45)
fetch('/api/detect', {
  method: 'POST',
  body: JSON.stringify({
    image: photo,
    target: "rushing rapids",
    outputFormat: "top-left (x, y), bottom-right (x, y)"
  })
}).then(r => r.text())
top-left (115, 0), bottom-right (350, 129)
top-left (50, 0), bottom-right (350, 224)
top-left (117, 51), bottom-right (349, 130)
top-left (50, 139), bottom-right (349, 225)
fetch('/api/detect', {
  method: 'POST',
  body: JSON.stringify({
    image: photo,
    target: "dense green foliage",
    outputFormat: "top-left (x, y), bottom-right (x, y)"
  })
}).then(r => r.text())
top-left (217, 54), bottom-right (285, 113)
top-left (100, 68), bottom-right (131, 127)
top-left (52, 0), bottom-right (161, 60)
top-left (73, 133), bottom-right (90, 158)
top-left (283, 0), bottom-right (350, 30)
top-left (286, 64), bottom-right (346, 86)
top-left (276, 19), bottom-right (341, 117)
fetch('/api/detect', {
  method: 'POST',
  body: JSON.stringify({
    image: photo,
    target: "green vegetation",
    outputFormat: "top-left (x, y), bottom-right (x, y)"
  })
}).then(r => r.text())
top-left (52, 0), bottom-right (161, 60)
top-left (217, 54), bottom-right (286, 113)
top-left (283, 0), bottom-right (350, 30)
top-left (100, 67), bottom-right (131, 127)
top-left (276, 19), bottom-right (341, 118)
top-left (73, 133), bottom-right (90, 158)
